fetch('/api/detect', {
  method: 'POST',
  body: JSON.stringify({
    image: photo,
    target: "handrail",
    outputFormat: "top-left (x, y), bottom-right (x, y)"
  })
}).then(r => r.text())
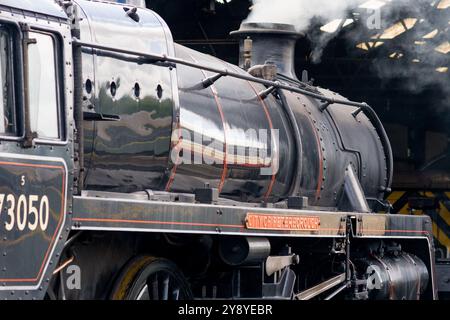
top-left (72, 39), bottom-right (369, 108)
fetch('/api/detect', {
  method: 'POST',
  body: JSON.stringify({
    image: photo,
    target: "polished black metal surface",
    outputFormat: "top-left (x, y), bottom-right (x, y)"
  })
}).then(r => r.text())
top-left (171, 44), bottom-right (296, 202)
top-left (0, 0), bottom-right (437, 301)
top-left (362, 253), bottom-right (429, 300)
top-left (282, 87), bottom-right (388, 208)
top-left (74, 1), bottom-right (391, 207)
top-left (75, 0), bottom-right (174, 192)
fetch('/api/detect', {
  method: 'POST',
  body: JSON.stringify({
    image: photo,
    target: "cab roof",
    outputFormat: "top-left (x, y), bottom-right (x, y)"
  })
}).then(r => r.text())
top-left (0, 0), bottom-right (67, 20)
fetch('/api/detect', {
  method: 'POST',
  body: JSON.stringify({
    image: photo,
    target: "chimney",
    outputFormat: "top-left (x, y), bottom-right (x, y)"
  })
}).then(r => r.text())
top-left (231, 22), bottom-right (303, 80)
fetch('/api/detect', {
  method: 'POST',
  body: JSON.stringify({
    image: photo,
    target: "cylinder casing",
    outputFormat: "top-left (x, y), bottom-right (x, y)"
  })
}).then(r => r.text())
top-left (365, 253), bottom-right (429, 300)
top-left (219, 237), bottom-right (271, 266)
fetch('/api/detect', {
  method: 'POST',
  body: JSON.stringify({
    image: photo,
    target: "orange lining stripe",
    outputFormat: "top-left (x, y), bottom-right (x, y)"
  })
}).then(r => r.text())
top-left (245, 82), bottom-right (277, 202)
top-left (72, 217), bottom-right (430, 235)
top-left (303, 108), bottom-right (324, 200)
top-left (72, 217), bottom-right (244, 229)
top-left (165, 122), bottom-right (182, 191)
top-left (197, 68), bottom-right (228, 193)
top-left (166, 53), bottom-right (230, 193)
top-left (0, 161), bottom-right (63, 170)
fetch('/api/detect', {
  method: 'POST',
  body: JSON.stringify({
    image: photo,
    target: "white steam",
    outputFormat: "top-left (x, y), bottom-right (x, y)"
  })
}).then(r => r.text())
top-left (246, 0), bottom-right (359, 31)
top-left (244, 0), bottom-right (449, 102)
top-left (245, 0), bottom-right (361, 63)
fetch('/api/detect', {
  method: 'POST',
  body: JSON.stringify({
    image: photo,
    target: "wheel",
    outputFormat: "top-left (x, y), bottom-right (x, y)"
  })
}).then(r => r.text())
top-left (111, 256), bottom-right (193, 300)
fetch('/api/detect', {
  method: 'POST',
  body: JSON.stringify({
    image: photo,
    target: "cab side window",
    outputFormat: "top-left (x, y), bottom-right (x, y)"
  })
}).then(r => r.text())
top-left (0, 26), bottom-right (17, 136)
top-left (27, 32), bottom-right (60, 140)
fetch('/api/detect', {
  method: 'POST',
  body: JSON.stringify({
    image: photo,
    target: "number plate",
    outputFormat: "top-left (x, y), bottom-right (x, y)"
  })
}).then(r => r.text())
top-left (0, 155), bottom-right (67, 289)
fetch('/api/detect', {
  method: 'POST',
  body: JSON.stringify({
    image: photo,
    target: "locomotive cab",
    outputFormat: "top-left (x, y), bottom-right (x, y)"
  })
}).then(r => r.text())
top-left (0, 0), bottom-right (74, 295)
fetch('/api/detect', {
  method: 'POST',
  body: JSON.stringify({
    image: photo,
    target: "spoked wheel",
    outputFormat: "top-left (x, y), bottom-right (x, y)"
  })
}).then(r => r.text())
top-left (111, 256), bottom-right (193, 300)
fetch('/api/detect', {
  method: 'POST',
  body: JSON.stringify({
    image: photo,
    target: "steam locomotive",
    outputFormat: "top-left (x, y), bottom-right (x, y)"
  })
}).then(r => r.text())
top-left (0, 0), bottom-right (437, 300)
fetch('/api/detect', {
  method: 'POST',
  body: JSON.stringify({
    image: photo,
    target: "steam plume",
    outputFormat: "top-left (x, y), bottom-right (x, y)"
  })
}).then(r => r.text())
top-left (244, 0), bottom-right (449, 102)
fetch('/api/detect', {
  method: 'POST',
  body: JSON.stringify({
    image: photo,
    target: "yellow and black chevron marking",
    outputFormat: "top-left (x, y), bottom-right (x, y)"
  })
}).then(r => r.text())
top-left (387, 191), bottom-right (450, 254)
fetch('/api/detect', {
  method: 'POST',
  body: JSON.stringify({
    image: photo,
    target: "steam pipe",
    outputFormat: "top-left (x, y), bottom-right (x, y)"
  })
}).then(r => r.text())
top-left (344, 164), bottom-right (371, 213)
top-left (353, 104), bottom-right (394, 189)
